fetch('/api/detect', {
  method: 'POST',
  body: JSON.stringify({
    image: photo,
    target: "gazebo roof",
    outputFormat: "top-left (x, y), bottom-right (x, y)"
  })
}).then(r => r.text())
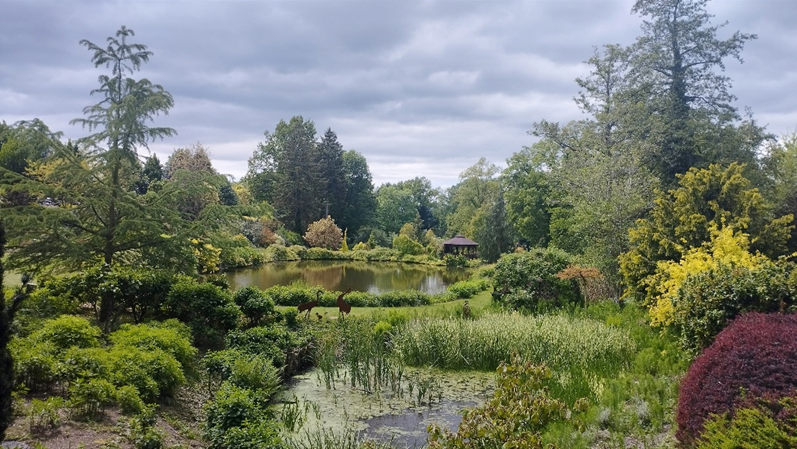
top-left (442, 234), bottom-right (478, 246)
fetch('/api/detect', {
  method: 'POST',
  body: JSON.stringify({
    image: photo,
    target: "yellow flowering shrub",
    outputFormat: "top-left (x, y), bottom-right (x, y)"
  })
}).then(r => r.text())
top-left (647, 226), bottom-right (765, 326)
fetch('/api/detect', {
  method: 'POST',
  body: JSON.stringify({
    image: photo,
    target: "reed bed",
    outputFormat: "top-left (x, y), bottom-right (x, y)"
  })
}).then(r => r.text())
top-left (315, 319), bottom-right (405, 396)
top-left (393, 313), bottom-right (636, 402)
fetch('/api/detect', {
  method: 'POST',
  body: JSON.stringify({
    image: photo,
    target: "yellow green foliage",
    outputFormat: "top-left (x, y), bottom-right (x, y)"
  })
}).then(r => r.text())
top-left (340, 229), bottom-right (349, 252)
top-left (351, 241), bottom-right (370, 251)
top-left (191, 238), bottom-right (221, 274)
top-left (696, 396), bottom-right (797, 449)
top-left (620, 163), bottom-right (793, 304)
top-left (392, 234), bottom-right (425, 256)
top-left (647, 227), bottom-right (766, 326)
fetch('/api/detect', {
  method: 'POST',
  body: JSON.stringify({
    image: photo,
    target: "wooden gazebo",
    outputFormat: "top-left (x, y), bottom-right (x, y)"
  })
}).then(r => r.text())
top-left (442, 234), bottom-right (479, 259)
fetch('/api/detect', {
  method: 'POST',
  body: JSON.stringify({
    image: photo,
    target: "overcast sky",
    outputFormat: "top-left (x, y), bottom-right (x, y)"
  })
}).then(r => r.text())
top-left (1, 0), bottom-right (796, 188)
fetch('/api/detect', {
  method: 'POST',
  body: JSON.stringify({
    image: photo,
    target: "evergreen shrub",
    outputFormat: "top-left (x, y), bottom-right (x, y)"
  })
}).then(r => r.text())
top-left (47, 265), bottom-right (174, 324)
top-left (448, 278), bottom-right (490, 298)
top-left (363, 247), bottom-right (400, 261)
top-left (204, 381), bottom-right (277, 448)
top-left (31, 315), bottom-right (101, 353)
top-left (109, 322), bottom-right (197, 373)
top-left (378, 289), bottom-right (430, 307)
top-left (233, 286), bottom-right (279, 327)
top-left (163, 278), bottom-right (240, 348)
top-left (282, 309), bottom-right (298, 328)
top-left (672, 259), bottom-right (797, 353)
top-left (263, 285), bottom-right (316, 306)
top-left (334, 290), bottom-right (377, 307)
top-left (220, 234), bottom-right (267, 269)
top-left (296, 246), bottom-right (348, 260)
top-left (491, 248), bottom-right (577, 311)
top-left (106, 346), bottom-right (185, 402)
top-left (262, 244), bottom-right (300, 262)
top-left (224, 326), bottom-right (294, 367)
top-left (676, 312), bottom-right (797, 447)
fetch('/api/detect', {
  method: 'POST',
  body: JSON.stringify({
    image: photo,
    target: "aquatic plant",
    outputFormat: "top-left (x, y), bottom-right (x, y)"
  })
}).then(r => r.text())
top-left (394, 313), bottom-right (635, 402)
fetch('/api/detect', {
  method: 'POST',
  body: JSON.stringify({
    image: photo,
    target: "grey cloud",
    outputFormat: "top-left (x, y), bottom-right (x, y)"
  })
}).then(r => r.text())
top-left (1, 0), bottom-right (796, 187)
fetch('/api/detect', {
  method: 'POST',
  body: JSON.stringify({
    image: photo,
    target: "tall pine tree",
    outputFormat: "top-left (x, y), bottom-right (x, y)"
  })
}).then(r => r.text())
top-left (317, 128), bottom-right (347, 221)
top-left (247, 116), bottom-right (323, 234)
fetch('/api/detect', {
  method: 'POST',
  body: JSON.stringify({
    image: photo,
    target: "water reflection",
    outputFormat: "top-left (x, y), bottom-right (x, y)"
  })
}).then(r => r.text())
top-left (226, 261), bottom-right (472, 294)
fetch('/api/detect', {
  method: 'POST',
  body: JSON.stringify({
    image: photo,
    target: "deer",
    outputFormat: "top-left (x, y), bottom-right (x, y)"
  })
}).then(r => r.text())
top-left (298, 290), bottom-right (322, 318)
top-left (336, 287), bottom-right (352, 319)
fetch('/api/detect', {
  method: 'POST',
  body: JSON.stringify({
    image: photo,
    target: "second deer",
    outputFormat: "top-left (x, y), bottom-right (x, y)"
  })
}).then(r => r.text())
top-left (298, 290), bottom-right (322, 318)
top-left (336, 287), bottom-right (352, 319)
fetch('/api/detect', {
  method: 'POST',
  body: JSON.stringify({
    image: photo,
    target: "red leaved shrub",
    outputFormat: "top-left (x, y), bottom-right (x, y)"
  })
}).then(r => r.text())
top-left (676, 312), bottom-right (797, 447)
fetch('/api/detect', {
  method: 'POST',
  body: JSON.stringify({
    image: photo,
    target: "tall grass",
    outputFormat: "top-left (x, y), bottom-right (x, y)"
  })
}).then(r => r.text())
top-left (314, 318), bottom-right (451, 408)
top-left (393, 313), bottom-right (636, 402)
top-left (315, 319), bottom-right (405, 396)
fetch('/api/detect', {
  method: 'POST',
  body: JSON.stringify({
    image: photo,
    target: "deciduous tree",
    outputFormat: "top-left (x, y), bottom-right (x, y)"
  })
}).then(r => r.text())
top-left (447, 158), bottom-right (500, 238)
top-left (303, 216), bottom-right (343, 250)
top-left (339, 150), bottom-right (376, 236)
top-left (375, 184), bottom-right (418, 236)
top-left (164, 142), bottom-right (216, 178)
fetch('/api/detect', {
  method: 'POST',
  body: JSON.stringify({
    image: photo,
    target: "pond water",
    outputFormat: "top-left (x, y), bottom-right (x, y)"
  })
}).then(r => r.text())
top-left (276, 368), bottom-right (494, 448)
top-left (226, 260), bottom-right (472, 294)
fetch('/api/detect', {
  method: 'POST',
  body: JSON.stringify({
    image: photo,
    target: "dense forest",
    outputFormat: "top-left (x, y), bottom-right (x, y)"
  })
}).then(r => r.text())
top-left (3, 0), bottom-right (797, 448)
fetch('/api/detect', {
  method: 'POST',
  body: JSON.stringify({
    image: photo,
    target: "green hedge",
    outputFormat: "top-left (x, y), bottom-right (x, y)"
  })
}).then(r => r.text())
top-left (257, 245), bottom-right (462, 265)
top-left (257, 281), bottom-right (488, 309)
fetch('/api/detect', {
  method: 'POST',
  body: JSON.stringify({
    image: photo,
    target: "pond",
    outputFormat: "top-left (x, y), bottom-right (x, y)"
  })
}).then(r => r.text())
top-left (226, 260), bottom-right (473, 294)
top-left (276, 367), bottom-right (494, 448)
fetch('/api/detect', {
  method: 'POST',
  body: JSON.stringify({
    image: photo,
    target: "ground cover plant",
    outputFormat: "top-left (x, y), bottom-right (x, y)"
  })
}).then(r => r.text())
top-left (694, 394), bottom-right (797, 448)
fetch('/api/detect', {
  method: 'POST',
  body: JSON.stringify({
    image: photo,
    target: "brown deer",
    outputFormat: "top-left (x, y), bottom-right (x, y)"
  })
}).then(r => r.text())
top-left (336, 287), bottom-right (352, 319)
top-left (298, 290), bottom-right (322, 318)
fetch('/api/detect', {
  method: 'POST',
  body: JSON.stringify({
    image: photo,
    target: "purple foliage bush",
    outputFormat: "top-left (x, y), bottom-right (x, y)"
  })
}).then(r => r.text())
top-left (676, 312), bottom-right (797, 447)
